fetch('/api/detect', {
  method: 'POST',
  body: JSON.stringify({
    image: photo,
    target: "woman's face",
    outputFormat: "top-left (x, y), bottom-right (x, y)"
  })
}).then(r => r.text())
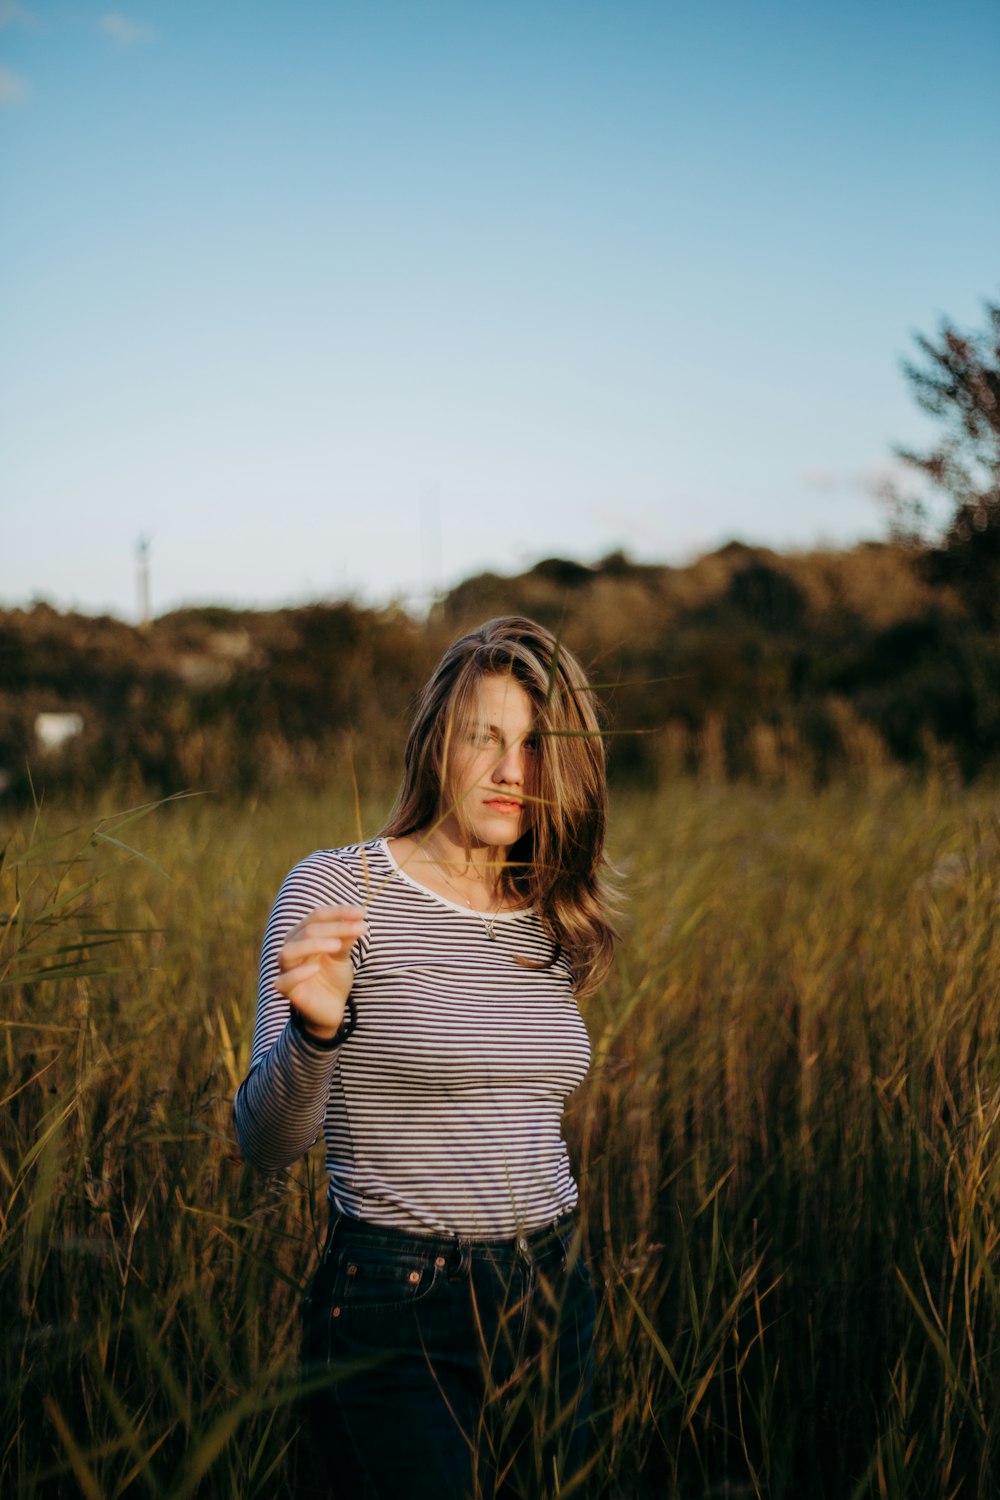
top-left (441, 674), bottom-right (538, 848)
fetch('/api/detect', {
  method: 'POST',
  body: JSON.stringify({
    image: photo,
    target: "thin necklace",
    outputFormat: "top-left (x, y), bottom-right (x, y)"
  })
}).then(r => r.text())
top-left (424, 839), bottom-right (502, 941)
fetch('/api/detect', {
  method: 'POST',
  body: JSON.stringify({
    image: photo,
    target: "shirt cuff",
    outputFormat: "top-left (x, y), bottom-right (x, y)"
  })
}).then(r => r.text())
top-left (288, 995), bottom-right (356, 1051)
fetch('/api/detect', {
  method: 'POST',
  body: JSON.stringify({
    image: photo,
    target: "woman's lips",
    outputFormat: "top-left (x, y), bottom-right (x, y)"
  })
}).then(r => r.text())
top-left (483, 798), bottom-right (522, 814)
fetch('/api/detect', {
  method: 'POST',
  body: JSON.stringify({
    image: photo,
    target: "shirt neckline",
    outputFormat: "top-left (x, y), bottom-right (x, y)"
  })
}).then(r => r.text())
top-left (377, 837), bottom-right (532, 923)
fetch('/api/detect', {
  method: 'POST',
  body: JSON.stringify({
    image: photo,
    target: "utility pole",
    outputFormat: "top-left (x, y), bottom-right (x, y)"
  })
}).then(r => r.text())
top-left (421, 485), bottom-right (442, 610)
top-left (136, 535), bottom-right (151, 626)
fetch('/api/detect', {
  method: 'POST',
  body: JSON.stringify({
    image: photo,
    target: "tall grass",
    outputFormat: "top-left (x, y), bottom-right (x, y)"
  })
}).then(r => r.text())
top-left (2, 775), bottom-right (999, 1497)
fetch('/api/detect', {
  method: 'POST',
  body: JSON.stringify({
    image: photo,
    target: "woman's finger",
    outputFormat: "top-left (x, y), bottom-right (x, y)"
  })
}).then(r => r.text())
top-left (284, 918), bottom-right (368, 946)
top-left (293, 918), bottom-right (368, 939)
top-left (272, 961), bottom-right (321, 994)
top-left (302, 904), bottom-right (366, 921)
top-left (278, 935), bottom-right (353, 968)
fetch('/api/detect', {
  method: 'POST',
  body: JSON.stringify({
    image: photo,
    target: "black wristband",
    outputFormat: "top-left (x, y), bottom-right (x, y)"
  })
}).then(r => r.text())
top-left (289, 995), bottom-right (357, 1050)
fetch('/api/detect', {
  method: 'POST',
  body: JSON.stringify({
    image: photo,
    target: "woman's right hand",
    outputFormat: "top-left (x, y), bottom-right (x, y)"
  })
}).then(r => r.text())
top-left (273, 904), bottom-right (368, 1040)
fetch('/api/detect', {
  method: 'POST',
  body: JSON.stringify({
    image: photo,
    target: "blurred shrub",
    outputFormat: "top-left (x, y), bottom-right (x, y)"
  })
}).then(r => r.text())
top-left (1, 539), bottom-right (996, 802)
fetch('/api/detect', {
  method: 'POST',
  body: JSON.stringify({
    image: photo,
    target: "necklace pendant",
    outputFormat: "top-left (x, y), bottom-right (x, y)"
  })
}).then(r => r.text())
top-left (483, 915), bottom-right (498, 940)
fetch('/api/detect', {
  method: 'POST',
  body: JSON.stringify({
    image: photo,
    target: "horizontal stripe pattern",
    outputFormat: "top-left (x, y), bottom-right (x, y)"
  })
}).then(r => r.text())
top-left (233, 839), bottom-right (591, 1236)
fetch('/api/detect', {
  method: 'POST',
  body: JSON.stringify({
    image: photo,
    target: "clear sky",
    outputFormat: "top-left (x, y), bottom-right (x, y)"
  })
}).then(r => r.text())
top-left (2, 0), bottom-right (998, 619)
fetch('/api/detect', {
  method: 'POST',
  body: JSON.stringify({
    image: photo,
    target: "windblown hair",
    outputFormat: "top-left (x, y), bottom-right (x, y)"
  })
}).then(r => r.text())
top-left (381, 616), bottom-right (617, 996)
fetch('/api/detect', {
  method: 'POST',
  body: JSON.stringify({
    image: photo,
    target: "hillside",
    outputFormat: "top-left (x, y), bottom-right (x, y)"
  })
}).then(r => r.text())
top-left (1, 539), bottom-right (995, 800)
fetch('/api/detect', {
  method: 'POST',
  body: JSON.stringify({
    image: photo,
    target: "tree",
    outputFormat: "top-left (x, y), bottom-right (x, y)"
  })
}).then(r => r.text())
top-left (889, 300), bottom-right (1000, 628)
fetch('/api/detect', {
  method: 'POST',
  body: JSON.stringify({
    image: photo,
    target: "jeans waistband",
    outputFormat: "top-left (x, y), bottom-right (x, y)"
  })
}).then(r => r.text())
top-left (322, 1208), bottom-right (580, 1268)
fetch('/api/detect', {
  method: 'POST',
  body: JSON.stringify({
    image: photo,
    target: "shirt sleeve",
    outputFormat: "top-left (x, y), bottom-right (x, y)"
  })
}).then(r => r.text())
top-left (233, 849), bottom-right (366, 1172)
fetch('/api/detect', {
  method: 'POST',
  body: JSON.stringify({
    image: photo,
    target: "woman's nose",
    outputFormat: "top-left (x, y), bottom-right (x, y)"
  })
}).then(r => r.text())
top-left (493, 741), bottom-right (524, 784)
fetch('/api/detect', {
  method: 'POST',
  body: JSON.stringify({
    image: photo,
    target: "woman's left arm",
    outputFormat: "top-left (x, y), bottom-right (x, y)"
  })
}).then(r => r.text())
top-left (233, 851), bottom-right (366, 1171)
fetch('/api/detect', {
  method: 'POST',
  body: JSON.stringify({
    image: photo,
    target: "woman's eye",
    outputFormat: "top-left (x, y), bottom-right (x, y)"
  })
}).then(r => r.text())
top-left (523, 737), bottom-right (539, 753)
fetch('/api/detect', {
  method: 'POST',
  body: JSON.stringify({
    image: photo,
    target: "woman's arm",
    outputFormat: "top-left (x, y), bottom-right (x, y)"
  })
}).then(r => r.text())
top-left (233, 851), bottom-right (368, 1172)
top-left (233, 1013), bottom-right (344, 1171)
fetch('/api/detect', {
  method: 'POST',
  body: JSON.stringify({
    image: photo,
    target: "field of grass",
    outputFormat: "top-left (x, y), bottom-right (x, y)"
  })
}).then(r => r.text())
top-left (2, 773), bottom-right (999, 1497)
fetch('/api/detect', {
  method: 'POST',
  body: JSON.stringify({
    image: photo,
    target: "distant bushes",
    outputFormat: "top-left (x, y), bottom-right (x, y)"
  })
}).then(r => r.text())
top-left (1, 540), bottom-right (996, 803)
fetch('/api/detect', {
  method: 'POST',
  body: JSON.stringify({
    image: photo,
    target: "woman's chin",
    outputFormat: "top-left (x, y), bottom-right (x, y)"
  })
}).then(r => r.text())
top-left (474, 808), bottom-right (527, 840)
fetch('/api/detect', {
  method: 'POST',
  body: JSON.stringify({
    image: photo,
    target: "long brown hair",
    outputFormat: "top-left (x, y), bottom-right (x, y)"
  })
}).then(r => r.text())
top-left (381, 616), bottom-right (617, 995)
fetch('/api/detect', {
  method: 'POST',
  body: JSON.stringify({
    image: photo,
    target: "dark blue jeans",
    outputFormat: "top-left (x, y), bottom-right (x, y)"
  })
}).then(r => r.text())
top-left (301, 1211), bottom-right (597, 1499)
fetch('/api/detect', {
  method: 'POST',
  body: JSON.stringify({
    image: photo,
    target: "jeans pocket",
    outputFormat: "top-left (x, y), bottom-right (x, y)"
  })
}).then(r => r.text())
top-left (301, 1258), bottom-right (336, 1374)
top-left (332, 1245), bottom-right (445, 1317)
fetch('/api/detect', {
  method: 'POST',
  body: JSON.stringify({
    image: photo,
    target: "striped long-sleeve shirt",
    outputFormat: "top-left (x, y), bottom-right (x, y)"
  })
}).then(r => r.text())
top-left (233, 838), bottom-right (592, 1238)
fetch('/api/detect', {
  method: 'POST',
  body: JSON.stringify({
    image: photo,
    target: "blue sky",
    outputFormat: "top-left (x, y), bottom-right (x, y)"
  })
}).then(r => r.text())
top-left (2, 1), bottom-right (998, 619)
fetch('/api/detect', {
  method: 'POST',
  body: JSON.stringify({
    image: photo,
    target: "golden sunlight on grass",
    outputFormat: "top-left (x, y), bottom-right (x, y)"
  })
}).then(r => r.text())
top-left (2, 775), bottom-right (999, 1497)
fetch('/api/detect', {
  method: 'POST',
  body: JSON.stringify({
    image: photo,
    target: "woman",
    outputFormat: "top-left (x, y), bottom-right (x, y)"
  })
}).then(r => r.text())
top-left (234, 616), bottom-right (616, 1499)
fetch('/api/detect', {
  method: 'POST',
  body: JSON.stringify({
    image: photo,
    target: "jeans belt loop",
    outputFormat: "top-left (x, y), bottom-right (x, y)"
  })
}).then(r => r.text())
top-left (553, 1212), bottom-right (574, 1270)
top-left (449, 1240), bottom-right (471, 1282)
top-left (321, 1210), bottom-right (342, 1266)
top-left (553, 1216), bottom-right (566, 1270)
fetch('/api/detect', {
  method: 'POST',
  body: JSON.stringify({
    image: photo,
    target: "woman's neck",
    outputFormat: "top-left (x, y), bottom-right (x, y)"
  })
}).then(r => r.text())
top-left (425, 816), bottom-right (504, 880)
top-left (389, 820), bottom-right (512, 913)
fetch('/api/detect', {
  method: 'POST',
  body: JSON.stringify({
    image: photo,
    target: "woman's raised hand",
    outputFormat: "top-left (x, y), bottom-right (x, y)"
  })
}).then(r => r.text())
top-left (274, 904), bottom-right (368, 1040)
